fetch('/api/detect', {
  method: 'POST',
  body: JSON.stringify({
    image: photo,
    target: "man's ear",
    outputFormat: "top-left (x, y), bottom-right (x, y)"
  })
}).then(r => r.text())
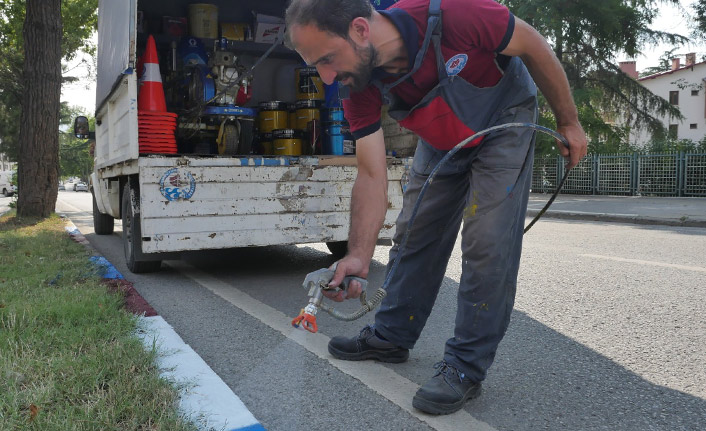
top-left (349, 16), bottom-right (371, 45)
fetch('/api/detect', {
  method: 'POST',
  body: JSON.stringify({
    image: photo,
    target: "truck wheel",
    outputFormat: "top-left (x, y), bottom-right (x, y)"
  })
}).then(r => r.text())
top-left (238, 119), bottom-right (254, 155)
top-left (93, 192), bottom-right (114, 235)
top-left (2, 188), bottom-right (8, 197)
top-left (122, 183), bottom-right (161, 273)
top-left (219, 124), bottom-right (240, 155)
top-left (326, 241), bottom-right (348, 258)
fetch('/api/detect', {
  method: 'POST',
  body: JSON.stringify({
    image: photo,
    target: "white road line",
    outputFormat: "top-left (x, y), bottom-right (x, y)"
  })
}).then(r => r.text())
top-left (166, 261), bottom-right (498, 431)
top-left (56, 199), bottom-right (87, 214)
top-left (582, 254), bottom-right (706, 273)
top-left (526, 209), bottom-right (640, 217)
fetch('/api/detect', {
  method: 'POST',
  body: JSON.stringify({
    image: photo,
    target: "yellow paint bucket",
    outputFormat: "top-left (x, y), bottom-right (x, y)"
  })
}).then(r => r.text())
top-left (295, 66), bottom-right (324, 101)
top-left (288, 103), bottom-right (297, 128)
top-left (273, 129), bottom-right (303, 156)
top-left (295, 99), bottom-right (322, 131)
top-left (260, 132), bottom-right (273, 155)
top-left (189, 4), bottom-right (219, 39)
top-left (258, 101), bottom-right (288, 133)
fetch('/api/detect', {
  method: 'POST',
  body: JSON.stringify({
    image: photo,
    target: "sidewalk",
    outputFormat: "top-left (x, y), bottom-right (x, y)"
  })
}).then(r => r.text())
top-left (527, 194), bottom-right (706, 228)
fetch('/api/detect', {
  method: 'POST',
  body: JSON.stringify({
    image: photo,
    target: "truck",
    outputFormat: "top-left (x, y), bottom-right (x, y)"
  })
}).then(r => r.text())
top-left (77, 0), bottom-right (414, 273)
top-left (0, 171), bottom-right (17, 197)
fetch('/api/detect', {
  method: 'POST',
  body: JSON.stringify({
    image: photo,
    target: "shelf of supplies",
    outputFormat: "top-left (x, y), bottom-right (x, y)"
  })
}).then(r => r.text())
top-left (145, 34), bottom-right (301, 60)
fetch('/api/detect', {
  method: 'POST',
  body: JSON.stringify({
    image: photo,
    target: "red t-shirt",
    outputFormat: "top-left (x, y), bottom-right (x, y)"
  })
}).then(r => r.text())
top-left (343, 0), bottom-right (515, 139)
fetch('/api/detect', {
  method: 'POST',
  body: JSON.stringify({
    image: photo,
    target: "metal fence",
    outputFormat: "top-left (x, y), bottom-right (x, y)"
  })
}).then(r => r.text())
top-left (531, 152), bottom-right (706, 197)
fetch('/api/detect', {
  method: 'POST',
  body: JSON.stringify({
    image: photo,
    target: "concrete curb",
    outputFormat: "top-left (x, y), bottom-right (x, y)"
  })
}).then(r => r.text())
top-left (62, 216), bottom-right (266, 431)
top-left (526, 210), bottom-right (706, 228)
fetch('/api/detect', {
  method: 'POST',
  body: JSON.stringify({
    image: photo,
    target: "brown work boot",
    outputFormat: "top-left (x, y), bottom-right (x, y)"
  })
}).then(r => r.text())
top-left (413, 360), bottom-right (482, 414)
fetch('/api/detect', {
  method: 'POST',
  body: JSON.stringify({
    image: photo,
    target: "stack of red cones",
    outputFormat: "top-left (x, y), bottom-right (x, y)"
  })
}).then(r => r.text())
top-left (138, 35), bottom-right (177, 154)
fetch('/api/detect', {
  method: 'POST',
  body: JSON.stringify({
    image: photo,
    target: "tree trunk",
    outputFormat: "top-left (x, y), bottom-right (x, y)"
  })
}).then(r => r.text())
top-left (16, 0), bottom-right (62, 218)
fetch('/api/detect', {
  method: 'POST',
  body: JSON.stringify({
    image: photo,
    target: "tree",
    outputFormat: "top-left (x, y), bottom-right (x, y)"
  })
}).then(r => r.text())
top-left (500, 0), bottom-right (689, 154)
top-left (16, 0), bottom-right (63, 217)
top-left (0, 0), bottom-right (97, 218)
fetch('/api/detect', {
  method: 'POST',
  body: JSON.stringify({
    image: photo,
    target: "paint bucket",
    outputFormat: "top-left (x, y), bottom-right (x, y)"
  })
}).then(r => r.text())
top-left (259, 132), bottom-right (273, 155)
top-left (288, 103), bottom-right (297, 128)
top-left (273, 129), bottom-right (303, 156)
top-left (295, 99), bottom-right (322, 131)
top-left (324, 121), bottom-right (344, 155)
top-left (295, 66), bottom-right (324, 101)
top-left (188, 4), bottom-right (219, 39)
top-left (258, 101), bottom-right (288, 133)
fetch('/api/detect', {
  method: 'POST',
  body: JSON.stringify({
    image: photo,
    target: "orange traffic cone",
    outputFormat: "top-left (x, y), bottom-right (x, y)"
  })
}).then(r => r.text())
top-left (138, 35), bottom-right (167, 113)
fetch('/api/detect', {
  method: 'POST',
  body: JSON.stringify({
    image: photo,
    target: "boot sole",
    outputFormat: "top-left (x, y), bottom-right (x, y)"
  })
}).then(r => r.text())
top-left (328, 344), bottom-right (409, 363)
top-left (412, 384), bottom-right (482, 415)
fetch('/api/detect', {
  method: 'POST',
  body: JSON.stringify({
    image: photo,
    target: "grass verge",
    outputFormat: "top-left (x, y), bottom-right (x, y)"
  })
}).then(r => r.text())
top-left (0, 211), bottom-right (196, 430)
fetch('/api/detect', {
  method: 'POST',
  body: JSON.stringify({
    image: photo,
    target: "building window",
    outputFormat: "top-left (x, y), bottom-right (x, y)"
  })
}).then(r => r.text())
top-left (693, 90), bottom-right (700, 96)
top-left (668, 124), bottom-right (678, 138)
top-left (669, 91), bottom-right (679, 105)
top-left (691, 124), bottom-right (698, 130)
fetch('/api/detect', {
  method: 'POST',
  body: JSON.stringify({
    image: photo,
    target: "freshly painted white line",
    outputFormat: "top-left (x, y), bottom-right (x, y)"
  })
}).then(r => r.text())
top-left (137, 315), bottom-right (265, 431)
top-left (582, 254), bottom-right (706, 273)
top-left (526, 209), bottom-right (640, 217)
top-left (167, 261), bottom-right (498, 431)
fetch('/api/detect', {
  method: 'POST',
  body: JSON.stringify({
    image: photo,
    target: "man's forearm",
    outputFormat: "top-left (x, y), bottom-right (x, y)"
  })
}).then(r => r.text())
top-left (347, 172), bottom-right (388, 264)
top-left (521, 46), bottom-right (578, 126)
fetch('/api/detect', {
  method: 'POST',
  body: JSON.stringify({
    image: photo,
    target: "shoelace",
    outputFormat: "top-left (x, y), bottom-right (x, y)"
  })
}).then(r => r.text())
top-left (359, 325), bottom-right (375, 338)
top-left (433, 360), bottom-right (467, 383)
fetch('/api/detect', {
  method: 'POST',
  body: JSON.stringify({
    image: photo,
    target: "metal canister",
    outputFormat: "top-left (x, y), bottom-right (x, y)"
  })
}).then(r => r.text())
top-left (295, 66), bottom-right (324, 101)
top-left (259, 132), bottom-right (273, 155)
top-left (323, 121), bottom-right (344, 155)
top-left (258, 101), bottom-right (288, 133)
top-left (324, 107), bottom-right (345, 123)
top-left (273, 129), bottom-right (303, 156)
top-left (288, 103), bottom-right (297, 128)
top-left (295, 99), bottom-right (322, 131)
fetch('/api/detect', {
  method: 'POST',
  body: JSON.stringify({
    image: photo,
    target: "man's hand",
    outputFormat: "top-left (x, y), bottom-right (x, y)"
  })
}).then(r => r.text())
top-left (323, 255), bottom-right (369, 302)
top-left (556, 122), bottom-right (588, 169)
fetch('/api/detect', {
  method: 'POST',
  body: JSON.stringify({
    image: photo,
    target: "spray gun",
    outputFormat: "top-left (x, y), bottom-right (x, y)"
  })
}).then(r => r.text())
top-left (291, 262), bottom-right (388, 333)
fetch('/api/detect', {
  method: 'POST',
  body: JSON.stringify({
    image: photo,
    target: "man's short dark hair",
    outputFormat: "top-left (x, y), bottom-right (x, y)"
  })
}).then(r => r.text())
top-left (285, 0), bottom-right (374, 48)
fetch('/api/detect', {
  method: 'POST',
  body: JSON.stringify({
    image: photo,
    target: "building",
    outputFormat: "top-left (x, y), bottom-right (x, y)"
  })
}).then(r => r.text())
top-left (0, 152), bottom-right (16, 172)
top-left (621, 53), bottom-right (706, 147)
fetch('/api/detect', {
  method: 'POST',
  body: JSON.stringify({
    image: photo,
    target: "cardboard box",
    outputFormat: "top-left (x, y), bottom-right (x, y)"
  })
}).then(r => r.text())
top-left (253, 13), bottom-right (285, 43)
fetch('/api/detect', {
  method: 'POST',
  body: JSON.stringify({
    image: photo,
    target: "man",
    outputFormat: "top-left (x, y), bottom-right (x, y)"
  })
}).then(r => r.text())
top-left (285, 0), bottom-right (587, 415)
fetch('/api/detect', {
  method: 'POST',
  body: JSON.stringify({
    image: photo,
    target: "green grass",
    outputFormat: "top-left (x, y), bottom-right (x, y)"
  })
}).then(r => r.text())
top-left (0, 212), bottom-right (196, 430)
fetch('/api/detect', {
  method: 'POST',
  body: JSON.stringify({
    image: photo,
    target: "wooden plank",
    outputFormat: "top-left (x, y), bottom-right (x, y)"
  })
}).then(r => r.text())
top-left (138, 180), bottom-right (404, 202)
top-left (139, 194), bottom-right (404, 218)
top-left (142, 224), bottom-right (397, 253)
top-left (141, 210), bottom-right (400, 236)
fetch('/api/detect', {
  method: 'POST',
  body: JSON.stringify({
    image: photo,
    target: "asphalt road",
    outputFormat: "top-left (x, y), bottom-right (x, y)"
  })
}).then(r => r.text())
top-left (55, 190), bottom-right (706, 431)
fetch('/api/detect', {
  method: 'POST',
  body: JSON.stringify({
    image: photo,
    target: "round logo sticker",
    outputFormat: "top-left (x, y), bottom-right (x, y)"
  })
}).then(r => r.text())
top-left (159, 168), bottom-right (196, 201)
top-left (445, 54), bottom-right (468, 76)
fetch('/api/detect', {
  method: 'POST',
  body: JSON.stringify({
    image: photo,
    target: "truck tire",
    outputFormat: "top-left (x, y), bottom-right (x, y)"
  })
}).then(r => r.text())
top-left (2, 188), bottom-right (8, 197)
top-left (238, 118), bottom-right (254, 155)
top-left (92, 192), bottom-right (114, 235)
top-left (326, 241), bottom-right (348, 258)
top-left (122, 183), bottom-right (161, 273)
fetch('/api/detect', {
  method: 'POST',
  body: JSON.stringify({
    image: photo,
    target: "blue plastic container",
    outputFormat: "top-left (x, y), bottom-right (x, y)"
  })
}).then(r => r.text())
top-left (324, 121), bottom-right (344, 155)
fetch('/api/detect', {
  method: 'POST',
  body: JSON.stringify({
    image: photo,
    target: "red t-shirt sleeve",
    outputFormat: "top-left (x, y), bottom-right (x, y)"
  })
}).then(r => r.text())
top-left (343, 86), bottom-right (383, 140)
top-left (443, 0), bottom-right (514, 53)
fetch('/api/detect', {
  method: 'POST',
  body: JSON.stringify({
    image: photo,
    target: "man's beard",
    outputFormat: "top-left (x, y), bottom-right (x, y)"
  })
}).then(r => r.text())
top-left (336, 43), bottom-right (377, 92)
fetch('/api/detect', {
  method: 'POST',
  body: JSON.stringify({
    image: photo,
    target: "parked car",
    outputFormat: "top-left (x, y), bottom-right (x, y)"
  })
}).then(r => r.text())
top-left (58, 183), bottom-right (66, 191)
top-left (75, 182), bottom-right (89, 192)
top-left (0, 171), bottom-right (16, 197)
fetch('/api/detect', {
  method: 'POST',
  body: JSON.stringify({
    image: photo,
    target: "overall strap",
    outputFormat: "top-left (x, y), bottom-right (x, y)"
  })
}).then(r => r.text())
top-left (381, 0), bottom-right (443, 94)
